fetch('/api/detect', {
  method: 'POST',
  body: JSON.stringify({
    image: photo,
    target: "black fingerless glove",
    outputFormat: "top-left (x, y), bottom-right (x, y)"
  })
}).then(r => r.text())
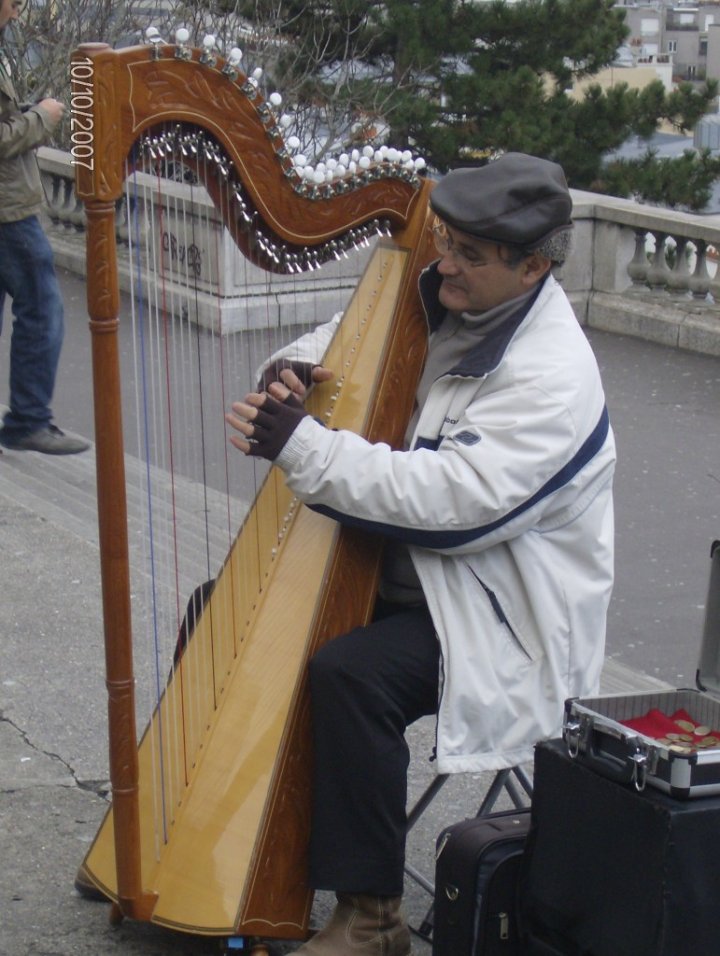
top-left (247, 393), bottom-right (310, 461)
top-left (257, 359), bottom-right (318, 392)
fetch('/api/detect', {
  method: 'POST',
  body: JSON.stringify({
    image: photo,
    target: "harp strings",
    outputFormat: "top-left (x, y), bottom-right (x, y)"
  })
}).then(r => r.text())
top-left (122, 123), bottom-right (359, 851)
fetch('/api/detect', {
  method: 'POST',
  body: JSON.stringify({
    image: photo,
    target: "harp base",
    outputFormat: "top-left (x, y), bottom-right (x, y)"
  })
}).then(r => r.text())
top-left (111, 891), bottom-right (160, 924)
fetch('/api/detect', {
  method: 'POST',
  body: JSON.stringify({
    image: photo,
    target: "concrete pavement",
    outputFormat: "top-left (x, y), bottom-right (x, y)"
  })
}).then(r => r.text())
top-left (1, 266), bottom-right (719, 954)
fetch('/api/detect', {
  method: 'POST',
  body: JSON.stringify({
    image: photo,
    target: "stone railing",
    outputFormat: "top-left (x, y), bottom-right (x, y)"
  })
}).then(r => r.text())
top-left (564, 190), bottom-right (720, 356)
top-left (39, 147), bottom-right (720, 355)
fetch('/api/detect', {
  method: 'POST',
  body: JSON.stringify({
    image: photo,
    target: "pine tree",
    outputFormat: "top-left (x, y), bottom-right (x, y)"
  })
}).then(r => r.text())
top-left (14, 0), bottom-right (719, 207)
top-left (429, 0), bottom-right (717, 204)
top-left (225, 0), bottom-right (718, 206)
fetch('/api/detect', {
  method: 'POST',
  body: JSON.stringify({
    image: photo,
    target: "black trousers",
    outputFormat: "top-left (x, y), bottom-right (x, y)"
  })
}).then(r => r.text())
top-left (307, 602), bottom-right (441, 896)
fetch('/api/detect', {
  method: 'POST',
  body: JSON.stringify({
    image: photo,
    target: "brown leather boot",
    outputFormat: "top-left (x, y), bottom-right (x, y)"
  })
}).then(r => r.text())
top-left (295, 894), bottom-right (411, 955)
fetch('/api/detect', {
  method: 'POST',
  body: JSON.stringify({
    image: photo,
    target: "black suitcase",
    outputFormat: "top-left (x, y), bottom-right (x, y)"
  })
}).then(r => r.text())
top-left (432, 808), bottom-right (531, 956)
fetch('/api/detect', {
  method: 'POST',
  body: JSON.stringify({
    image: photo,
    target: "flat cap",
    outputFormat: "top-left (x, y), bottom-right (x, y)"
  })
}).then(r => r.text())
top-left (430, 152), bottom-right (572, 249)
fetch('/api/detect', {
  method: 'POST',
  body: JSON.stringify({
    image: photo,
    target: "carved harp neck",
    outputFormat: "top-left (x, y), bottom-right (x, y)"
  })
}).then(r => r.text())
top-left (71, 41), bottom-right (427, 270)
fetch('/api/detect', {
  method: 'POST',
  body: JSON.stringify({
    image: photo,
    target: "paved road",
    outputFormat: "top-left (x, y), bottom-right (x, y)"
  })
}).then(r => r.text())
top-left (0, 265), bottom-right (719, 955)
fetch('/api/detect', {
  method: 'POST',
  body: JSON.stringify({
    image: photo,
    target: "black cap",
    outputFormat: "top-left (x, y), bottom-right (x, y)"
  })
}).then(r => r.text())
top-left (430, 153), bottom-right (572, 249)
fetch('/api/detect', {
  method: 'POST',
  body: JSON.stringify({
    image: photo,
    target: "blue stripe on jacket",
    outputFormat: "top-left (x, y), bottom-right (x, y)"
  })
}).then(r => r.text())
top-left (308, 406), bottom-right (611, 550)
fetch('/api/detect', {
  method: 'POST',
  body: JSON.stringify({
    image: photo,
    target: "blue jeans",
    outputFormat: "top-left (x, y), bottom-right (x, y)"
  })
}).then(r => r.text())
top-left (0, 215), bottom-right (64, 437)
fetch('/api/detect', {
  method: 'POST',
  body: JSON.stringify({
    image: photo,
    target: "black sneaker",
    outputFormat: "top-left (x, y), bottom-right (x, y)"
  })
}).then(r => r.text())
top-left (0, 424), bottom-right (90, 455)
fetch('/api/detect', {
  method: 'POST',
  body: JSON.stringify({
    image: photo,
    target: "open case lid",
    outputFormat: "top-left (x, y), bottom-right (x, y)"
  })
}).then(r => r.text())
top-left (696, 540), bottom-right (720, 697)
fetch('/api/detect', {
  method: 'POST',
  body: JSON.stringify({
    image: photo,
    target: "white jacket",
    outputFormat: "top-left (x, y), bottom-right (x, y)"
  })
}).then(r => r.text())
top-left (274, 266), bottom-right (616, 773)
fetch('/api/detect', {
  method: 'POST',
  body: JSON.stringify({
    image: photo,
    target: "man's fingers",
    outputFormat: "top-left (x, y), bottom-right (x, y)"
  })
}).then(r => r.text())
top-left (228, 434), bottom-right (252, 454)
top-left (278, 368), bottom-right (306, 396)
top-left (228, 392), bottom-right (265, 420)
top-left (225, 411), bottom-right (254, 437)
top-left (227, 390), bottom-right (310, 462)
top-left (226, 394), bottom-right (266, 439)
top-left (312, 366), bottom-right (334, 384)
top-left (266, 381), bottom-right (293, 402)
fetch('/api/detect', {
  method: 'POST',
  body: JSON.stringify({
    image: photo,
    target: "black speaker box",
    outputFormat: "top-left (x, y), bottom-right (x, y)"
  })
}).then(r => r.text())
top-left (521, 738), bottom-right (720, 956)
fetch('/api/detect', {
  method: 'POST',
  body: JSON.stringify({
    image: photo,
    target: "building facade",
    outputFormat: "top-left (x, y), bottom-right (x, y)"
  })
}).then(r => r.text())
top-left (615, 1), bottom-right (720, 84)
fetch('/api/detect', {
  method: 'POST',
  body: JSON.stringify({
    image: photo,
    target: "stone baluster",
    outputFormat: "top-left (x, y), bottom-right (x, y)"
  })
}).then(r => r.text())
top-left (68, 179), bottom-right (86, 232)
top-left (665, 235), bottom-right (691, 299)
top-left (626, 228), bottom-right (650, 289)
top-left (115, 195), bottom-right (130, 246)
top-left (708, 245), bottom-right (720, 305)
top-left (42, 170), bottom-right (65, 228)
top-left (58, 175), bottom-right (76, 230)
top-left (646, 231), bottom-right (669, 292)
top-left (688, 239), bottom-right (711, 301)
top-left (115, 193), bottom-right (149, 248)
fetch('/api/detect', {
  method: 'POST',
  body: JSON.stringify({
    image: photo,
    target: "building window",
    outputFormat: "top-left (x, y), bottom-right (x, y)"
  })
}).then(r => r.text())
top-left (641, 17), bottom-right (660, 36)
top-left (667, 40), bottom-right (677, 53)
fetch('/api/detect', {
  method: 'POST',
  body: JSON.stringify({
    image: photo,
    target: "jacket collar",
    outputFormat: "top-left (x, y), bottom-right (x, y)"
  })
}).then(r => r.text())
top-left (419, 260), bottom-right (546, 378)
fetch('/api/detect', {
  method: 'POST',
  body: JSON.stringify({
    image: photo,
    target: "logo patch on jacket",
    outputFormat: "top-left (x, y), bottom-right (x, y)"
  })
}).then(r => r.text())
top-left (453, 429), bottom-right (481, 446)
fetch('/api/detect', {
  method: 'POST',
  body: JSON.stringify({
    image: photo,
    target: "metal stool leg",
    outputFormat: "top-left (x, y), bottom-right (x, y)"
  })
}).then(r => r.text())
top-left (406, 773), bottom-right (449, 832)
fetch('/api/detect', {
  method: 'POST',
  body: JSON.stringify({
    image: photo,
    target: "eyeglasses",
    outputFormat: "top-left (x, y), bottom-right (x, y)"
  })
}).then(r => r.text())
top-left (432, 222), bottom-right (495, 269)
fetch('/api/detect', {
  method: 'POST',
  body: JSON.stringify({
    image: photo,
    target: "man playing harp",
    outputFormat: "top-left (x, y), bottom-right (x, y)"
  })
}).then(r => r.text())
top-left (227, 152), bottom-right (616, 956)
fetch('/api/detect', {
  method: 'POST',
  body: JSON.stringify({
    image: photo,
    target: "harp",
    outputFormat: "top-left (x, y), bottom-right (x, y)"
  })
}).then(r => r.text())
top-left (72, 35), bottom-right (435, 943)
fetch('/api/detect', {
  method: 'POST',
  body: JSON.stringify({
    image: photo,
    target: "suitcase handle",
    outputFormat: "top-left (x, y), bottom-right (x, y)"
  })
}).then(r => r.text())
top-left (564, 719), bottom-right (649, 791)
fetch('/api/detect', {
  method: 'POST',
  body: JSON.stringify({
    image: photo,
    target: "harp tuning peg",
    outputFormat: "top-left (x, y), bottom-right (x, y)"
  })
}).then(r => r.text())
top-left (174, 26), bottom-right (192, 60)
top-left (200, 34), bottom-right (218, 66)
top-left (222, 46), bottom-right (242, 79)
top-left (242, 74), bottom-right (260, 97)
top-left (145, 25), bottom-right (165, 57)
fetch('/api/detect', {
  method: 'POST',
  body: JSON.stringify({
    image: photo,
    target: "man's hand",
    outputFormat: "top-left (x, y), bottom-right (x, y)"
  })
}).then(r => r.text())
top-left (37, 98), bottom-right (65, 127)
top-left (226, 385), bottom-right (310, 461)
top-left (257, 360), bottom-right (333, 397)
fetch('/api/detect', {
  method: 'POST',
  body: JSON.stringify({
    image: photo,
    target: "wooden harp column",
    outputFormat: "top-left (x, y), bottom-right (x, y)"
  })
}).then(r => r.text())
top-left (72, 39), bottom-right (435, 940)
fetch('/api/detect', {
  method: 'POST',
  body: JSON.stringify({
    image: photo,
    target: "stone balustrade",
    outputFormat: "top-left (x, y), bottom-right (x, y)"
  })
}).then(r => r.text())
top-left (39, 147), bottom-right (720, 355)
top-left (566, 191), bottom-right (720, 356)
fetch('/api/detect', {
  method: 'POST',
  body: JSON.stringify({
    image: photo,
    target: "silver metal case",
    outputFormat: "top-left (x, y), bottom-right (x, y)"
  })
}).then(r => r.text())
top-left (563, 540), bottom-right (720, 799)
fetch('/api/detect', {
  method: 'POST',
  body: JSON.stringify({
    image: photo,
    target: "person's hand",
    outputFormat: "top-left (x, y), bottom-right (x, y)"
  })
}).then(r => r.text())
top-left (257, 359), bottom-right (333, 397)
top-left (226, 385), bottom-right (310, 461)
top-left (37, 98), bottom-right (65, 126)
